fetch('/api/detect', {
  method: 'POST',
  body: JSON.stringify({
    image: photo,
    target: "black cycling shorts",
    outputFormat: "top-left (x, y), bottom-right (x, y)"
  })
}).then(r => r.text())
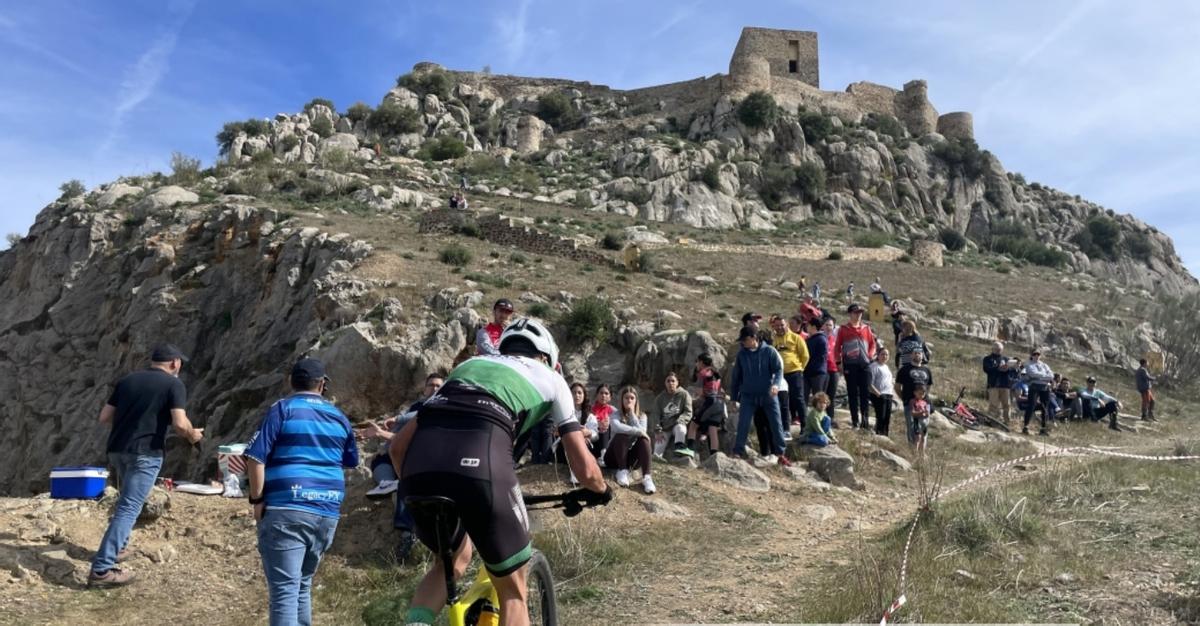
top-left (401, 415), bottom-right (531, 577)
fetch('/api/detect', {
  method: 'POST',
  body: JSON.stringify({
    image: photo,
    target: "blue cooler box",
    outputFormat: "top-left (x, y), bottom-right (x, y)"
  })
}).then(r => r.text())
top-left (50, 466), bottom-right (109, 499)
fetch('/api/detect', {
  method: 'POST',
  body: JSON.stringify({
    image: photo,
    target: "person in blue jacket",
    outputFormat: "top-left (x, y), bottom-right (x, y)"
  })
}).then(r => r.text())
top-left (802, 318), bottom-right (829, 406)
top-left (729, 327), bottom-right (790, 466)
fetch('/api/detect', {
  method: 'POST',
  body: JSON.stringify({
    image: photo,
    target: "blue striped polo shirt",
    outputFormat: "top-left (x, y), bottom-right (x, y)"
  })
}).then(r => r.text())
top-left (244, 393), bottom-right (359, 518)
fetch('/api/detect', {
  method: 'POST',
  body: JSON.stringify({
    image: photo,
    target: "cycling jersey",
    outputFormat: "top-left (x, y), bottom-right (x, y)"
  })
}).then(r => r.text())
top-left (419, 354), bottom-right (581, 442)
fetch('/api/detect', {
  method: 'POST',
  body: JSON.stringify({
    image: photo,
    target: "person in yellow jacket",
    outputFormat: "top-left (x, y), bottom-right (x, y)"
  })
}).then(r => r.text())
top-left (770, 314), bottom-right (810, 427)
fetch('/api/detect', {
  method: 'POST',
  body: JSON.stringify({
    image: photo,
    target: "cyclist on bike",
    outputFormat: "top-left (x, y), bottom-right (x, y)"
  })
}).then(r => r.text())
top-left (389, 318), bottom-right (611, 626)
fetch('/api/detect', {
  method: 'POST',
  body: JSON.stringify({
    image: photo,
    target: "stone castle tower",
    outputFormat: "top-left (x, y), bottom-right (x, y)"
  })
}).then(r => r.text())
top-left (728, 27), bottom-right (819, 93)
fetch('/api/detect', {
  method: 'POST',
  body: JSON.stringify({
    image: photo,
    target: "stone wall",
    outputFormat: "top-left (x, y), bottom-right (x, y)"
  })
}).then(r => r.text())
top-left (910, 239), bottom-right (945, 267)
top-left (937, 112), bottom-right (974, 141)
top-left (845, 81), bottom-right (899, 118)
top-left (418, 208), bottom-right (616, 267)
top-left (622, 75), bottom-right (726, 113)
top-left (729, 27), bottom-right (819, 89)
top-left (895, 80), bottom-right (939, 136)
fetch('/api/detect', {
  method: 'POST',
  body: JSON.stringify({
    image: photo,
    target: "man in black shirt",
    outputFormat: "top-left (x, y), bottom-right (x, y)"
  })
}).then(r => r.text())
top-left (897, 351), bottom-right (934, 445)
top-left (88, 344), bottom-right (204, 588)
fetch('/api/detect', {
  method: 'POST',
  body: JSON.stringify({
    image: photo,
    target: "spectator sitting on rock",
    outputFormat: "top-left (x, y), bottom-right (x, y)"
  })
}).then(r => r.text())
top-left (1053, 377), bottom-right (1082, 421)
top-left (590, 384), bottom-right (617, 462)
top-left (1136, 358), bottom-right (1156, 421)
top-left (869, 347), bottom-right (895, 436)
top-left (652, 373), bottom-right (694, 459)
top-left (688, 371), bottom-right (727, 457)
top-left (448, 194), bottom-right (459, 209)
top-left (1013, 379), bottom-right (1031, 414)
top-left (982, 341), bottom-right (1013, 425)
top-left (604, 386), bottom-right (656, 494)
top-left (1079, 376), bottom-right (1122, 431)
top-left (799, 392), bottom-right (838, 447)
top-left (802, 318), bottom-right (828, 406)
top-left (692, 353), bottom-right (717, 399)
top-left (1021, 349), bottom-right (1055, 436)
top-left (895, 319), bottom-right (931, 369)
top-left (869, 277), bottom-right (890, 304)
top-left (729, 327), bottom-right (790, 466)
top-left (897, 350), bottom-right (933, 446)
top-left (555, 382), bottom-right (601, 486)
top-left (361, 372), bottom-right (443, 561)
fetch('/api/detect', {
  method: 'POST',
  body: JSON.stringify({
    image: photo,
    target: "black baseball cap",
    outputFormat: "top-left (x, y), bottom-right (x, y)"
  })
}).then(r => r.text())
top-left (741, 312), bottom-right (763, 324)
top-left (1086, 376), bottom-right (1096, 383)
top-left (151, 344), bottom-right (188, 362)
top-left (494, 298), bottom-right (514, 311)
top-left (738, 327), bottom-right (758, 342)
top-left (292, 358), bottom-right (330, 383)
top-left (847, 303), bottom-right (864, 313)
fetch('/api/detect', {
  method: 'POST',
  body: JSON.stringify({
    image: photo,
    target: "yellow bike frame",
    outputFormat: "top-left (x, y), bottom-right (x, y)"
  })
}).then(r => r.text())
top-left (446, 567), bottom-right (500, 626)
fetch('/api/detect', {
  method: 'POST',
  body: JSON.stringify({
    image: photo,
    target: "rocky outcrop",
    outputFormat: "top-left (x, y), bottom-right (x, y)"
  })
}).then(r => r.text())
top-left (702, 452), bottom-right (770, 492)
top-left (792, 445), bottom-right (864, 490)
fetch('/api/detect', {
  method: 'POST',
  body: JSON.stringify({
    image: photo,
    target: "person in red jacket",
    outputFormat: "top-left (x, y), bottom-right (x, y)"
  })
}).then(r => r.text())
top-left (832, 303), bottom-right (878, 430)
top-left (821, 317), bottom-right (839, 425)
top-left (475, 298), bottom-right (515, 356)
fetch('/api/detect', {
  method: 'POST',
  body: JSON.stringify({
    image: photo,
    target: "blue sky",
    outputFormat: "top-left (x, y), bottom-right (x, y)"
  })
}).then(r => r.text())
top-left (2, 0), bottom-right (1197, 275)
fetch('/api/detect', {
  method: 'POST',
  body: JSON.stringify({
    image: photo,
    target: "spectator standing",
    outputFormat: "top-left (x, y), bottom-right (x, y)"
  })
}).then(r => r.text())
top-left (890, 310), bottom-right (907, 349)
top-left (590, 384), bottom-right (617, 461)
top-left (1136, 358), bottom-right (1156, 421)
top-left (741, 311), bottom-right (773, 345)
top-left (869, 347), bottom-right (895, 436)
top-left (475, 298), bottom-right (515, 356)
top-left (729, 327), bottom-right (790, 466)
top-left (245, 358), bottom-right (358, 626)
top-left (908, 385), bottom-right (931, 451)
top-left (846, 282), bottom-right (855, 301)
top-left (811, 281), bottom-right (821, 301)
top-left (982, 341), bottom-right (1013, 424)
top-left (799, 392), bottom-right (838, 447)
top-left (604, 386), bottom-right (656, 494)
top-left (652, 373), bottom-right (694, 458)
top-left (896, 350), bottom-right (933, 446)
top-left (803, 318), bottom-right (829, 406)
top-left (1021, 349), bottom-right (1054, 436)
top-left (772, 314), bottom-right (809, 427)
top-left (798, 274), bottom-right (807, 293)
top-left (88, 344), bottom-right (204, 587)
top-left (362, 373), bottom-right (443, 561)
top-left (822, 317), bottom-right (840, 424)
top-left (1079, 376), bottom-right (1122, 431)
top-left (833, 303), bottom-right (878, 430)
top-left (894, 319), bottom-right (931, 369)
top-left (797, 297), bottom-right (823, 328)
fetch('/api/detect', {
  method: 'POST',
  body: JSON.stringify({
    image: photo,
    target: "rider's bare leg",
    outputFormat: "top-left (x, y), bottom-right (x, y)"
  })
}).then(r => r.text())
top-left (410, 538), bottom-right (473, 620)
top-left (491, 563), bottom-right (530, 626)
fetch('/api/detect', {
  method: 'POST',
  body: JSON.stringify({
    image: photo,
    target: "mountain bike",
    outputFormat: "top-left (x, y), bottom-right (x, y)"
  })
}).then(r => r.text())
top-left (940, 386), bottom-right (1010, 432)
top-left (406, 491), bottom-right (603, 626)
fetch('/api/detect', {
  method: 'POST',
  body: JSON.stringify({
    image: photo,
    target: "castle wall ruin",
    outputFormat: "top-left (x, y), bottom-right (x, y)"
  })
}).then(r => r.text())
top-left (894, 80), bottom-right (939, 136)
top-left (729, 27), bottom-right (819, 90)
top-left (418, 208), bottom-right (616, 267)
top-left (937, 111), bottom-right (974, 141)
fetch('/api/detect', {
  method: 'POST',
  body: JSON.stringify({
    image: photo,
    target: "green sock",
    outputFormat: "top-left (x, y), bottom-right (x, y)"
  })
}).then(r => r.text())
top-left (405, 606), bottom-right (437, 626)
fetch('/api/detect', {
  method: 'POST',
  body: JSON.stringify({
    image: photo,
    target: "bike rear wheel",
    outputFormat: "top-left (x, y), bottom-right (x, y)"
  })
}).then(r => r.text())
top-left (526, 550), bottom-right (558, 626)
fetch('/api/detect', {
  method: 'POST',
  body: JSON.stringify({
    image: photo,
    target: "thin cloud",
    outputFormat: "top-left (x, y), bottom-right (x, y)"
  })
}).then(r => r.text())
top-left (650, 2), bottom-right (700, 38)
top-left (98, 1), bottom-right (195, 155)
top-left (495, 0), bottom-right (532, 67)
top-left (0, 12), bottom-right (89, 76)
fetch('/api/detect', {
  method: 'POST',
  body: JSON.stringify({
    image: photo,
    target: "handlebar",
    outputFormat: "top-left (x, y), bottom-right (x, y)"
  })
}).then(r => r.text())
top-left (522, 489), bottom-right (610, 517)
top-left (522, 492), bottom-right (573, 506)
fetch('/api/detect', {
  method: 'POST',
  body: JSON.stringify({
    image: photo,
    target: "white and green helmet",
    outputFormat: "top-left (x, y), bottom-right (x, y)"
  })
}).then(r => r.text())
top-left (498, 317), bottom-right (559, 367)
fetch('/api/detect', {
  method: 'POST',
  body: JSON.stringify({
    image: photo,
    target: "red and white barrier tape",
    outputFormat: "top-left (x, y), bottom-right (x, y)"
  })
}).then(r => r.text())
top-left (879, 445), bottom-right (1200, 624)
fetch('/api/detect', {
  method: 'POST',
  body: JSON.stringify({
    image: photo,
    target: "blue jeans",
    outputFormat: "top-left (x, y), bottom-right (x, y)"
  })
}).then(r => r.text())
top-left (370, 457), bottom-right (414, 531)
top-left (258, 508), bottom-right (339, 626)
top-left (801, 415), bottom-right (832, 447)
top-left (734, 393), bottom-right (786, 456)
top-left (91, 452), bottom-right (163, 573)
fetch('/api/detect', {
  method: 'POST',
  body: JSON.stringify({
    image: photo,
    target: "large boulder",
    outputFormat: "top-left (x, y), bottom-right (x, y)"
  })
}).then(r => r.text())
top-left (793, 444), bottom-right (864, 490)
top-left (95, 183), bottom-right (143, 209)
top-left (633, 330), bottom-right (725, 391)
top-left (318, 133), bottom-right (361, 158)
top-left (702, 452), bottom-right (770, 492)
top-left (131, 186), bottom-right (199, 217)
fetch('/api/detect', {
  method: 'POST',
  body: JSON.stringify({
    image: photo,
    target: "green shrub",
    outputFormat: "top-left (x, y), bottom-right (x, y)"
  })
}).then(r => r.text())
top-left (560, 295), bottom-right (615, 344)
top-left (508, 252), bottom-right (528, 264)
top-left (397, 69), bottom-right (456, 100)
top-left (344, 102), bottom-right (373, 124)
top-left (5, 232), bottom-right (21, 248)
top-left (168, 152), bottom-right (202, 185)
top-left (250, 149), bottom-right (275, 167)
top-left (736, 91), bottom-right (777, 129)
top-left (310, 116), bottom-right (334, 138)
top-left (536, 92), bottom-right (581, 131)
top-left (700, 162), bottom-right (721, 190)
top-left (1072, 215), bottom-right (1122, 261)
top-left (527, 302), bottom-right (554, 319)
top-left (991, 236), bottom-right (1069, 267)
top-left (933, 137), bottom-right (987, 179)
top-left (612, 186), bottom-right (651, 206)
top-left (636, 250), bottom-right (656, 273)
top-left (277, 135), bottom-right (300, 153)
top-left (853, 231), bottom-right (891, 248)
top-left (368, 102), bottom-right (423, 136)
top-left (417, 136), bottom-right (468, 161)
top-left (898, 253), bottom-right (913, 263)
top-left (58, 179), bottom-right (86, 199)
top-left (458, 222), bottom-right (481, 238)
top-left (940, 227), bottom-right (968, 251)
top-left (438, 244), bottom-right (472, 267)
top-left (794, 162), bottom-right (826, 202)
top-left (798, 109), bottom-right (835, 143)
top-left (303, 98), bottom-right (335, 112)
top-left (866, 113), bottom-right (905, 140)
top-left (574, 190), bottom-right (594, 208)
top-left (759, 164), bottom-right (796, 210)
top-left (462, 153), bottom-right (504, 177)
top-left (601, 232), bottom-right (624, 251)
top-left (827, 249), bottom-right (844, 260)
top-left (1125, 231), bottom-right (1153, 262)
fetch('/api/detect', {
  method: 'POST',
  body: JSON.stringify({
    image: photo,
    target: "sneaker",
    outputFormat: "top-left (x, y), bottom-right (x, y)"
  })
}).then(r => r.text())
top-left (1109, 424), bottom-right (1122, 432)
top-left (777, 455), bottom-right (792, 467)
top-left (366, 480), bottom-right (399, 500)
top-left (88, 568), bottom-right (135, 588)
top-left (782, 432), bottom-right (793, 442)
top-left (394, 530), bottom-right (416, 563)
top-left (1038, 429), bottom-right (1050, 437)
top-left (763, 454), bottom-right (778, 464)
top-left (1021, 427), bottom-right (1030, 435)
top-left (615, 469), bottom-right (631, 487)
top-left (674, 445), bottom-right (696, 458)
top-left (642, 475), bottom-right (657, 494)
top-left (791, 420), bottom-right (803, 426)
top-left (598, 456), bottom-right (607, 468)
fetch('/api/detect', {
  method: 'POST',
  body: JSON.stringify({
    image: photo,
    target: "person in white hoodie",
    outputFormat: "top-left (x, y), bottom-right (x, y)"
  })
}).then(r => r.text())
top-left (1021, 349), bottom-right (1055, 436)
top-left (603, 386), bottom-right (656, 494)
top-left (868, 348), bottom-right (896, 436)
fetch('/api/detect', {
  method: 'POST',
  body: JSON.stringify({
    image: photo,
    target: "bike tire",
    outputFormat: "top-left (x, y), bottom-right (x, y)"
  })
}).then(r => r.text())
top-left (526, 550), bottom-right (559, 626)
